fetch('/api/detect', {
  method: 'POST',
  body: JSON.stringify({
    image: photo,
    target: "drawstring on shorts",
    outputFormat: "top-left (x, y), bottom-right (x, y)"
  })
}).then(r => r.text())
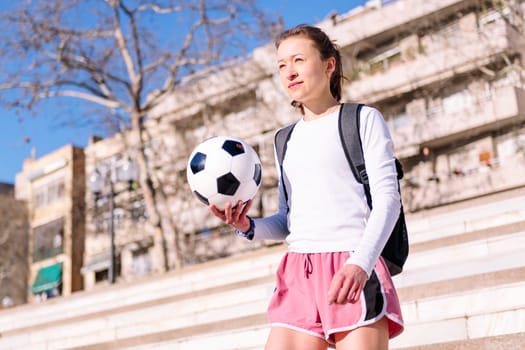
top-left (304, 253), bottom-right (313, 279)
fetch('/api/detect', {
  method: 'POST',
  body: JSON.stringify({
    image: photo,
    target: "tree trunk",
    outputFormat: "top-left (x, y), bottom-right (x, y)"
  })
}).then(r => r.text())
top-left (130, 112), bottom-right (170, 272)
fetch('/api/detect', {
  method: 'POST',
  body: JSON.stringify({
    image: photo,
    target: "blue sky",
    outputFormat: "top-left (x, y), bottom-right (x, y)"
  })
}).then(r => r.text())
top-left (0, 0), bottom-right (365, 184)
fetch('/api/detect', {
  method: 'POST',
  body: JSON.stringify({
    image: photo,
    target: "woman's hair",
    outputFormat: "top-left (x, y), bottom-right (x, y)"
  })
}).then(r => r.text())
top-left (275, 24), bottom-right (345, 112)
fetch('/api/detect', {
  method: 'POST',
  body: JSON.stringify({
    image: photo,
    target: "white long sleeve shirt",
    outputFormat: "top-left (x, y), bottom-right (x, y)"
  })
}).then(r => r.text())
top-left (251, 105), bottom-right (401, 276)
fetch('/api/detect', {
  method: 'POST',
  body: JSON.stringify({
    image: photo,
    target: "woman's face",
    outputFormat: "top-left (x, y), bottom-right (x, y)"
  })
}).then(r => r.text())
top-left (277, 36), bottom-right (334, 106)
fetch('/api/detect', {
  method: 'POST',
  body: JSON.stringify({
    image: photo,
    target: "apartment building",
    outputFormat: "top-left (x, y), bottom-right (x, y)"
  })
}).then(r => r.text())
top-left (77, 0), bottom-right (525, 290)
top-left (15, 145), bottom-right (85, 303)
top-left (81, 134), bottom-right (155, 289)
top-left (3, 1), bottom-right (512, 297)
top-left (152, 0), bottom-right (525, 227)
top-left (327, 0), bottom-right (525, 211)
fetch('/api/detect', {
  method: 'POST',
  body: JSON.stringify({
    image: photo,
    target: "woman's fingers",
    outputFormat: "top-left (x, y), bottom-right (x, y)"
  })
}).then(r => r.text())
top-left (209, 204), bottom-right (226, 220)
top-left (232, 201), bottom-right (243, 222)
top-left (224, 202), bottom-right (233, 224)
top-left (346, 281), bottom-right (363, 303)
top-left (336, 278), bottom-right (352, 304)
top-left (328, 272), bottom-right (350, 304)
top-left (210, 201), bottom-right (253, 233)
top-left (327, 273), bottom-right (342, 305)
top-left (239, 200), bottom-right (252, 218)
top-left (328, 264), bottom-right (368, 305)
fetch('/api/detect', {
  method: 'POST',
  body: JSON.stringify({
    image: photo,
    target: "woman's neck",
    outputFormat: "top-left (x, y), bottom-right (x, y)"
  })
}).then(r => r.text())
top-left (303, 100), bottom-right (341, 121)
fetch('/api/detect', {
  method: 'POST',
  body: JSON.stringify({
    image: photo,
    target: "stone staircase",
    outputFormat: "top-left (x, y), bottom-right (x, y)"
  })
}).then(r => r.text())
top-left (0, 187), bottom-right (524, 350)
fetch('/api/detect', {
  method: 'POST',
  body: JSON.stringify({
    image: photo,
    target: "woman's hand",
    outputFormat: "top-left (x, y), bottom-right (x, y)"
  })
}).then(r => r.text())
top-left (210, 199), bottom-right (253, 232)
top-left (327, 263), bottom-right (368, 304)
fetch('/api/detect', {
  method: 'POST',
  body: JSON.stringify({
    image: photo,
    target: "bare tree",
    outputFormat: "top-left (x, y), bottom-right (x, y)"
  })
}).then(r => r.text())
top-left (0, 0), bottom-right (279, 270)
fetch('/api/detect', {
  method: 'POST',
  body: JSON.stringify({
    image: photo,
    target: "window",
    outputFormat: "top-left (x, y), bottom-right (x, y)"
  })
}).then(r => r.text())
top-left (479, 7), bottom-right (511, 27)
top-left (131, 200), bottom-right (147, 223)
top-left (392, 111), bottom-right (410, 130)
top-left (426, 104), bottom-right (443, 119)
top-left (484, 81), bottom-right (492, 98)
top-left (447, 138), bottom-right (493, 176)
top-left (491, 71), bottom-right (521, 91)
top-left (132, 247), bottom-right (152, 277)
top-left (497, 132), bottom-right (525, 164)
top-left (33, 178), bottom-right (65, 209)
top-left (94, 208), bottom-right (125, 234)
top-left (385, 105), bottom-right (410, 130)
top-left (436, 20), bottom-right (459, 37)
top-left (443, 90), bottom-right (472, 115)
top-left (366, 46), bottom-right (402, 74)
top-left (94, 258), bottom-right (120, 283)
top-left (95, 269), bottom-right (109, 283)
top-left (33, 218), bottom-right (64, 261)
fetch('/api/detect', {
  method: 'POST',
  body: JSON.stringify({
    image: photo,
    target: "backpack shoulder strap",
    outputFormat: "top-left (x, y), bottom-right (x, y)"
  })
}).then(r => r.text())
top-left (338, 103), bottom-right (373, 208)
top-left (274, 123), bottom-right (297, 203)
top-left (274, 123), bottom-right (296, 167)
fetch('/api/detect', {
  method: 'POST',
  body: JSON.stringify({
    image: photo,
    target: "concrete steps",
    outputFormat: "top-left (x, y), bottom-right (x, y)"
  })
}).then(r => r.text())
top-left (0, 188), bottom-right (523, 350)
top-left (407, 188), bottom-right (525, 245)
top-left (119, 325), bottom-right (270, 350)
top-left (399, 332), bottom-right (525, 350)
top-left (392, 282), bottom-right (525, 349)
top-left (0, 246), bottom-right (284, 336)
top-left (59, 280), bottom-right (525, 350)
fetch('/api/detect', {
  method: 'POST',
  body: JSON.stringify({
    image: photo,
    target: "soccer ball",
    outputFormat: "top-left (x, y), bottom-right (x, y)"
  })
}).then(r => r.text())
top-left (186, 136), bottom-right (262, 210)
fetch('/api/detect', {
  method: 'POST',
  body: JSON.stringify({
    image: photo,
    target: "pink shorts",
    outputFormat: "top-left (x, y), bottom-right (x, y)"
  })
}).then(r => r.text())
top-left (267, 252), bottom-right (404, 344)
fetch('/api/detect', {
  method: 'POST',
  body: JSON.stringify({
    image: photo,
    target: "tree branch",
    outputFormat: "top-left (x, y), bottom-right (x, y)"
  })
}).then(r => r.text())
top-left (108, 1), bottom-right (138, 86)
top-left (118, 2), bottom-right (144, 103)
top-left (46, 89), bottom-right (122, 109)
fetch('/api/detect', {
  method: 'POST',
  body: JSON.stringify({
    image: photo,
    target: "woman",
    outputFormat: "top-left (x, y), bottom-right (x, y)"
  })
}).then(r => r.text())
top-left (211, 24), bottom-right (404, 350)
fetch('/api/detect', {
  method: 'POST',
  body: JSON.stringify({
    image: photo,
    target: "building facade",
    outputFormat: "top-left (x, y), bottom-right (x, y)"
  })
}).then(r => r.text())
top-left (15, 146), bottom-right (85, 302)
top-left (75, 0), bottom-right (525, 289)
top-left (81, 134), bottom-right (154, 289)
top-left (157, 0), bottom-right (525, 249)
top-left (330, 0), bottom-right (525, 210)
top-left (9, 0), bottom-right (512, 291)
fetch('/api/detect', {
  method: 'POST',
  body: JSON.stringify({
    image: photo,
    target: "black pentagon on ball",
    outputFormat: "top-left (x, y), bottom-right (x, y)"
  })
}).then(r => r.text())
top-left (253, 163), bottom-right (262, 186)
top-left (222, 140), bottom-right (245, 156)
top-left (193, 190), bottom-right (209, 205)
top-left (217, 172), bottom-right (240, 195)
top-left (189, 152), bottom-right (207, 174)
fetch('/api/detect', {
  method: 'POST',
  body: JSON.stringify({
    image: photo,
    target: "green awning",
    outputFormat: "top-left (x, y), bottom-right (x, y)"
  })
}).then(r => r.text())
top-left (31, 262), bottom-right (63, 294)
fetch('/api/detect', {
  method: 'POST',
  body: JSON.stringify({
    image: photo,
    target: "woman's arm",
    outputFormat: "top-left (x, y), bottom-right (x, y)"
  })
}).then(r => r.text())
top-left (345, 106), bottom-right (401, 276)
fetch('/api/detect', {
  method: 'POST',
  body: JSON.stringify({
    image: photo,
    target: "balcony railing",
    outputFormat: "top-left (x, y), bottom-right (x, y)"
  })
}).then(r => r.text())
top-left (346, 19), bottom-right (524, 103)
top-left (392, 86), bottom-right (525, 157)
top-left (328, 0), bottom-right (472, 48)
top-left (402, 154), bottom-right (525, 212)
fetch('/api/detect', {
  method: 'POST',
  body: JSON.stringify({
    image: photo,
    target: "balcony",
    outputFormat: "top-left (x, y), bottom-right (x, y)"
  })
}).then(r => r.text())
top-left (392, 86), bottom-right (525, 158)
top-left (345, 20), bottom-right (524, 103)
top-left (326, 0), bottom-right (475, 48)
top-left (402, 153), bottom-right (525, 212)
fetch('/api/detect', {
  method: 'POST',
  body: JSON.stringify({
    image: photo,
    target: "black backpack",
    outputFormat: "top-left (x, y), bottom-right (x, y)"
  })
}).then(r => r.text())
top-left (274, 103), bottom-right (409, 276)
